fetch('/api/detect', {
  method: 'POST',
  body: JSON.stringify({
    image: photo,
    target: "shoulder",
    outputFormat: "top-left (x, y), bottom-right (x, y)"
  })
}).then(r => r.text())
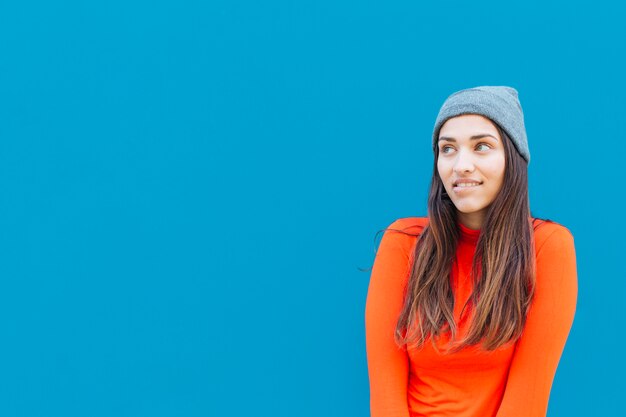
top-left (530, 219), bottom-right (578, 303)
top-left (378, 216), bottom-right (428, 253)
top-left (387, 216), bottom-right (429, 234)
top-left (385, 217), bottom-right (428, 240)
top-left (532, 218), bottom-right (576, 259)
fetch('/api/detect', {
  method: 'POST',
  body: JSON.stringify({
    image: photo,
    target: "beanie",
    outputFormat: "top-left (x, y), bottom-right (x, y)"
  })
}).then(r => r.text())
top-left (432, 86), bottom-right (530, 164)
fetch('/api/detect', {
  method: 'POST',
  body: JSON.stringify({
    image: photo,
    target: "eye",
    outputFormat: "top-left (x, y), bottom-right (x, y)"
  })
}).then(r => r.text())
top-left (441, 145), bottom-right (453, 154)
top-left (476, 142), bottom-right (491, 151)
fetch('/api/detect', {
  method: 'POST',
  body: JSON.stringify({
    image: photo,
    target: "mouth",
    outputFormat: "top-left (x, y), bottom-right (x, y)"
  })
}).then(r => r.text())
top-left (453, 182), bottom-right (482, 192)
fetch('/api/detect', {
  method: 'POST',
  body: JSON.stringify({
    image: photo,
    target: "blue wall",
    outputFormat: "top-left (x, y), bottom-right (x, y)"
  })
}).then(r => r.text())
top-left (0, 1), bottom-right (623, 416)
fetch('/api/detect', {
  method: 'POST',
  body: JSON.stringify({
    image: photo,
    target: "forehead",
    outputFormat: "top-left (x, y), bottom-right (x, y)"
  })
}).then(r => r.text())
top-left (438, 114), bottom-right (499, 138)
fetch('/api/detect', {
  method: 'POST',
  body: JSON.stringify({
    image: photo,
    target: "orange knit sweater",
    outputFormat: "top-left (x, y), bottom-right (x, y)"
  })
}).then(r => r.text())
top-left (365, 217), bottom-right (577, 417)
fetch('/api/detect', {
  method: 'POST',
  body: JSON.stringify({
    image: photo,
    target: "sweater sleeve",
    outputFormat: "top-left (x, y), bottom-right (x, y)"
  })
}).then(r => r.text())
top-left (365, 220), bottom-right (413, 417)
top-left (495, 226), bottom-right (578, 417)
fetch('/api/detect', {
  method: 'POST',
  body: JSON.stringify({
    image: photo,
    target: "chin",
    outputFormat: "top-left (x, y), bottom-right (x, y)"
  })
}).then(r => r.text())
top-left (454, 203), bottom-right (487, 214)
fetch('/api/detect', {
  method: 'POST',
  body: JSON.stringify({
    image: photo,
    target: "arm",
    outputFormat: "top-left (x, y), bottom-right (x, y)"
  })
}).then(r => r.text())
top-left (496, 226), bottom-right (578, 417)
top-left (365, 221), bottom-right (413, 417)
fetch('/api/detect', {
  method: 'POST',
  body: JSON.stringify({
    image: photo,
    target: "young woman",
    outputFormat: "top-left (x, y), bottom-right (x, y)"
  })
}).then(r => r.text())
top-left (365, 86), bottom-right (577, 417)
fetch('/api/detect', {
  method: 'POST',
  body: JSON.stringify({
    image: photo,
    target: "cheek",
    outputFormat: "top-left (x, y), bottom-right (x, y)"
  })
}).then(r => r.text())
top-left (436, 159), bottom-right (449, 177)
top-left (485, 154), bottom-right (506, 176)
top-left (484, 159), bottom-right (506, 187)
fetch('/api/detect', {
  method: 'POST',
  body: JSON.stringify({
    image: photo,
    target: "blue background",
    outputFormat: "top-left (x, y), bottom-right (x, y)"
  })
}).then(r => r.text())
top-left (0, 1), bottom-right (623, 416)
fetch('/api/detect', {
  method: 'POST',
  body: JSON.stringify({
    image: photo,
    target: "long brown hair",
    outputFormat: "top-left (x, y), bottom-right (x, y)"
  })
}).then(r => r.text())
top-left (395, 122), bottom-right (537, 353)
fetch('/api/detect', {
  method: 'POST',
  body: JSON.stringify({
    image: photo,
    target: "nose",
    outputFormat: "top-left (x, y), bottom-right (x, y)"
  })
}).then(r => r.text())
top-left (453, 149), bottom-right (475, 174)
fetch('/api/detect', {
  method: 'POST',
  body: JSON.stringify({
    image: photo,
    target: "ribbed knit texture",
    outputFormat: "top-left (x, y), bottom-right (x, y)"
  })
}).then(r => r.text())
top-left (365, 217), bottom-right (577, 416)
top-left (432, 86), bottom-right (530, 164)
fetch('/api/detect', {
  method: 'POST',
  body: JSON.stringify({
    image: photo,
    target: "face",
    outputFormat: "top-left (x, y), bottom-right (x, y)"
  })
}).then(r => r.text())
top-left (437, 114), bottom-right (506, 230)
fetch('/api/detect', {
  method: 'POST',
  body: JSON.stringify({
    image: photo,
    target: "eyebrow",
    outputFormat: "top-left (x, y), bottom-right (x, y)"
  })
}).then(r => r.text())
top-left (438, 134), bottom-right (498, 142)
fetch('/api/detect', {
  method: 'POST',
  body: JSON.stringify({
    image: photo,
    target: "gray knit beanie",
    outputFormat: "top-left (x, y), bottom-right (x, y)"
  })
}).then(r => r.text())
top-left (432, 86), bottom-right (530, 164)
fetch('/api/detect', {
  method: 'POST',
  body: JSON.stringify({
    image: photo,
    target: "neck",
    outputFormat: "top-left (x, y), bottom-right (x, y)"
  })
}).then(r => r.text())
top-left (457, 212), bottom-right (485, 230)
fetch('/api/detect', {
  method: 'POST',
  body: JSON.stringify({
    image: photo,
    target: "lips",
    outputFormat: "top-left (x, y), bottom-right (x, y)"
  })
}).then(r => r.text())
top-left (453, 183), bottom-right (481, 190)
top-left (453, 180), bottom-right (483, 186)
top-left (452, 180), bottom-right (483, 193)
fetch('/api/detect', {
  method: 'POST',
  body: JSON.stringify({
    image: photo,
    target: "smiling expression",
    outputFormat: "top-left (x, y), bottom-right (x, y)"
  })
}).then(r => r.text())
top-left (437, 114), bottom-right (506, 230)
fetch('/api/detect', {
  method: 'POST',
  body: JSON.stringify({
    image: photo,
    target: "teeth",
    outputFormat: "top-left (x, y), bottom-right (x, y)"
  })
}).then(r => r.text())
top-left (456, 183), bottom-right (480, 187)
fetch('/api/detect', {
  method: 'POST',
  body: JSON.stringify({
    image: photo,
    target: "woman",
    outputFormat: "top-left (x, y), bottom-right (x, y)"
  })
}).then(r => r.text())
top-left (365, 86), bottom-right (577, 417)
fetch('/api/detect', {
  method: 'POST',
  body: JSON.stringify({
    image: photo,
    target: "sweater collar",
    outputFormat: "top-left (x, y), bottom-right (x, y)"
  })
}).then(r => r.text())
top-left (458, 220), bottom-right (481, 244)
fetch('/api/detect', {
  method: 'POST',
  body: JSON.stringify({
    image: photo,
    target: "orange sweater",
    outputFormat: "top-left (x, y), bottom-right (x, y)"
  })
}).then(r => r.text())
top-left (365, 217), bottom-right (577, 417)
